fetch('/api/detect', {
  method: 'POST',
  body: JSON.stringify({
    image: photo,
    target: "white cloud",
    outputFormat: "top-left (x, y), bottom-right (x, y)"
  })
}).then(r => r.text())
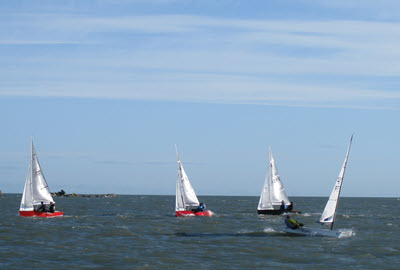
top-left (2, 72), bottom-right (399, 110)
top-left (1, 13), bottom-right (400, 109)
top-left (0, 40), bottom-right (81, 45)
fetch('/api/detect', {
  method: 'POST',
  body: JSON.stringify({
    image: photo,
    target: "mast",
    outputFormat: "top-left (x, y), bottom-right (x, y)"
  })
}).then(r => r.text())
top-left (175, 145), bottom-right (185, 210)
top-left (174, 145), bottom-right (200, 210)
top-left (329, 134), bottom-right (353, 230)
top-left (257, 147), bottom-right (273, 210)
top-left (20, 147), bottom-right (33, 211)
top-left (269, 147), bottom-right (275, 206)
top-left (319, 135), bottom-right (353, 230)
top-left (30, 138), bottom-right (34, 205)
top-left (175, 144), bottom-right (179, 162)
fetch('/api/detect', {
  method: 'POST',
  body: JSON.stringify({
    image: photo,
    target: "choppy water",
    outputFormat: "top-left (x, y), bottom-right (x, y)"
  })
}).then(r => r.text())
top-left (0, 195), bottom-right (399, 269)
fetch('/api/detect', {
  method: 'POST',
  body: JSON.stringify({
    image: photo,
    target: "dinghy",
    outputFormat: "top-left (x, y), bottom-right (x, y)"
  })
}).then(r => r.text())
top-left (257, 147), bottom-right (299, 215)
top-left (282, 226), bottom-right (342, 237)
top-left (175, 146), bottom-right (212, 217)
top-left (19, 140), bottom-right (63, 217)
top-left (283, 135), bottom-right (353, 238)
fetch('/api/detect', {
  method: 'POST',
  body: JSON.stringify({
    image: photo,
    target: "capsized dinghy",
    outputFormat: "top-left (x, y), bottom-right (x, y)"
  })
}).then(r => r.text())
top-left (283, 135), bottom-right (353, 238)
top-left (257, 147), bottom-right (300, 215)
top-left (282, 226), bottom-right (342, 238)
top-left (19, 140), bottom-right (63, 217)
top-left (175, 146), bottom-right (212, 217)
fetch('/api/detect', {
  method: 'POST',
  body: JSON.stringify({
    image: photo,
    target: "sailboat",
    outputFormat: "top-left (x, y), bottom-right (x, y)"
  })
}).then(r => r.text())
top-left (283, 135), bottom-right (353, 237)
top-left (175, 146), bottom-right (212, 217)
top-left (257, 147), bottom-right (299, 215)
top-left (19, 140), bottom-right (63, 217)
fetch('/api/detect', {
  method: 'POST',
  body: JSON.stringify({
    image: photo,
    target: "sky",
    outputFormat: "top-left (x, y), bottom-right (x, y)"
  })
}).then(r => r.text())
top-left (0, 0), bottom-right (399, 197)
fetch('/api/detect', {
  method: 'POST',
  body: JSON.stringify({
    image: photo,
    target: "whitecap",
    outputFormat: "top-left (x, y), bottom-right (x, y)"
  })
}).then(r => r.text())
top-left (263, 227), bottom-right (276, 233)
top-left (237, 229), bottom-right (254, 234)
top-left (338, 228), bottom-right (356, 238)
top-left (210, 211), bottom-right (218, 217)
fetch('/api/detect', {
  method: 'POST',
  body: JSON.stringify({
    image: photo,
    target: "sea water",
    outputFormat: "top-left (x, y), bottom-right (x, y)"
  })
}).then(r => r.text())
top-left (0, 195), bottom-right (399, 269)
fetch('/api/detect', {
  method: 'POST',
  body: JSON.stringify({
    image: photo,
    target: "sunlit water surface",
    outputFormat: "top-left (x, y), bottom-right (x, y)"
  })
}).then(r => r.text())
top-left (0, 195), bottom-right (399, 269)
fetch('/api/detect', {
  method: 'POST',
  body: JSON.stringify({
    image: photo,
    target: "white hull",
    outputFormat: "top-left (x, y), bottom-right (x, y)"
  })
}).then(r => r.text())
top-left (283, 226), bottom-right (342, 238)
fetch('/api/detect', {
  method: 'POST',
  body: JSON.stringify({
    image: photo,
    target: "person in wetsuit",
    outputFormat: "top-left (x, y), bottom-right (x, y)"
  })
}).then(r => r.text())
top-left (279, 201), bottom-right (286, 211)
top-left (195, 202), bottom-right (206, 213)
top-left (284, 213), bottom-right (304, 229)
top-left (37, 202), bottom-right (47, 212)
top-left (49, 202), bottom-right (55, 213)
top-left (286, 202), bottom-right (294, 212)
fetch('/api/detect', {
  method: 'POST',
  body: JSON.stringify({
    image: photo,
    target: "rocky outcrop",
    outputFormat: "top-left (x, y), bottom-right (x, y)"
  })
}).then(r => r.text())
top-left (55, 189), bottom-right (66, 196)
top-left (51, 190), bottom-right (117, 198)
top-left (0, 190), bottom-right (3, 196)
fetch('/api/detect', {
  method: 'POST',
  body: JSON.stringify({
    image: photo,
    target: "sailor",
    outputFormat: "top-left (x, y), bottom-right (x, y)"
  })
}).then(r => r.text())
top-left (284, 213), bottom-right (303, 229)
top-left (279, 200), bottom-right (286, 211)
top-left (195, 202), bottom-right (206, 212)
top-left (49, 202), bottom-right (55, 213)
top-left (37, 201), bottom-right (47, 212)
top-left (287, 201), bottom-right (294, 211)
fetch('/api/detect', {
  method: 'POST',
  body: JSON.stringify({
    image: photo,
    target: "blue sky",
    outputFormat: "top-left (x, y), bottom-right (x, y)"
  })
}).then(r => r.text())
top-left (1, 0), bottom-right (399, 197)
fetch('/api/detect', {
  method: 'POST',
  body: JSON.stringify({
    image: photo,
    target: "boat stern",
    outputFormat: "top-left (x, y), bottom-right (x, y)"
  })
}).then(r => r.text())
top-left (19, 211), bottom-right (64, 217)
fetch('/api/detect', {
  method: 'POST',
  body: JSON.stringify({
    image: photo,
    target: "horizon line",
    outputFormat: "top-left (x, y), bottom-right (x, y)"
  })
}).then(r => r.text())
top-left (2, 192), bottom-right (398, 198)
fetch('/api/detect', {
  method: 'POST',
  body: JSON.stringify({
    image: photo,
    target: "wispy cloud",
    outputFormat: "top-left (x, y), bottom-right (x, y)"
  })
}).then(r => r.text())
top-left (2, 72), bottom-right (400, 110)
top-left (0, 40), bottom-right (82, 45)
top-left (0, 165), bottom-right (21, 171)
top-left (1, 12), bottom-right (400, 109)
top-left (95, 160), bottom-right (206, 166)
top-left (95, 160), bottom-right (171, 166)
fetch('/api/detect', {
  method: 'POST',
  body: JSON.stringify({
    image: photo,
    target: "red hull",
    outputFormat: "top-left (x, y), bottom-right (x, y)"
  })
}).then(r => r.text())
top-left (19, 211), bottom-right (64, 217)
top-left (175, 210), bottom-right (212, 217)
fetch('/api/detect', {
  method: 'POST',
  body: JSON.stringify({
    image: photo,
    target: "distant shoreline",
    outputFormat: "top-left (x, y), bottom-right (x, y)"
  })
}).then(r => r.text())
top-left (52, 193), bottom-right (118, 198)
top-left (50, 190), bottom-right (117, 198)
top-left (0, 193), bottom-right (398, 199)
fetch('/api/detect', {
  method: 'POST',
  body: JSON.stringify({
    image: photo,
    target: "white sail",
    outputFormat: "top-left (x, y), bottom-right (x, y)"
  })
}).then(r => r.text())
top-left (319, 135), bottom-right (353, 228)
top-left (257, 171), bottom-right (273, 210)
top-left (258, 148), bottom-right (290, 210)
top-left (269, 150), bottom-right (290, 206)
top-left (20, 141), bottom-right (54, 211)
top-left (20, 164), bottom-right (33, 211)
top-left (175, 147), bottom-right (200, 211)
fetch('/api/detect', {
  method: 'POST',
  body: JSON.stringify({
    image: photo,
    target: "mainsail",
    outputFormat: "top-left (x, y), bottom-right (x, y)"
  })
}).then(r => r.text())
top-left (20, 141), bottom-right (54, 211)
top-left (175, 147), bottom-right (200, 211)
top-left (319, 135), bottom-right (353, 230)
top-left (269, 150), bottom-right (290, 205)
top-left (258, 148), bottom-right (290, 210)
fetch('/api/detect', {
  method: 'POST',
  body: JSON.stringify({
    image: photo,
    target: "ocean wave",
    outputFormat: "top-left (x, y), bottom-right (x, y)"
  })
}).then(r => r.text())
top-left (263, 227), bottom-right (276, 233)
top-left (338, 228), bottom-right (356, 238)
top-left (210, 211), bottom-right (218, 217)
top-left (72, 226), bottom-right (96, 230)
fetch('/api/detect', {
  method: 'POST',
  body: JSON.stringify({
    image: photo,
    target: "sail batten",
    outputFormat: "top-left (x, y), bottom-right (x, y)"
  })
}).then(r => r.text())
top-left (319, 135), bottom-right (353, 229)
